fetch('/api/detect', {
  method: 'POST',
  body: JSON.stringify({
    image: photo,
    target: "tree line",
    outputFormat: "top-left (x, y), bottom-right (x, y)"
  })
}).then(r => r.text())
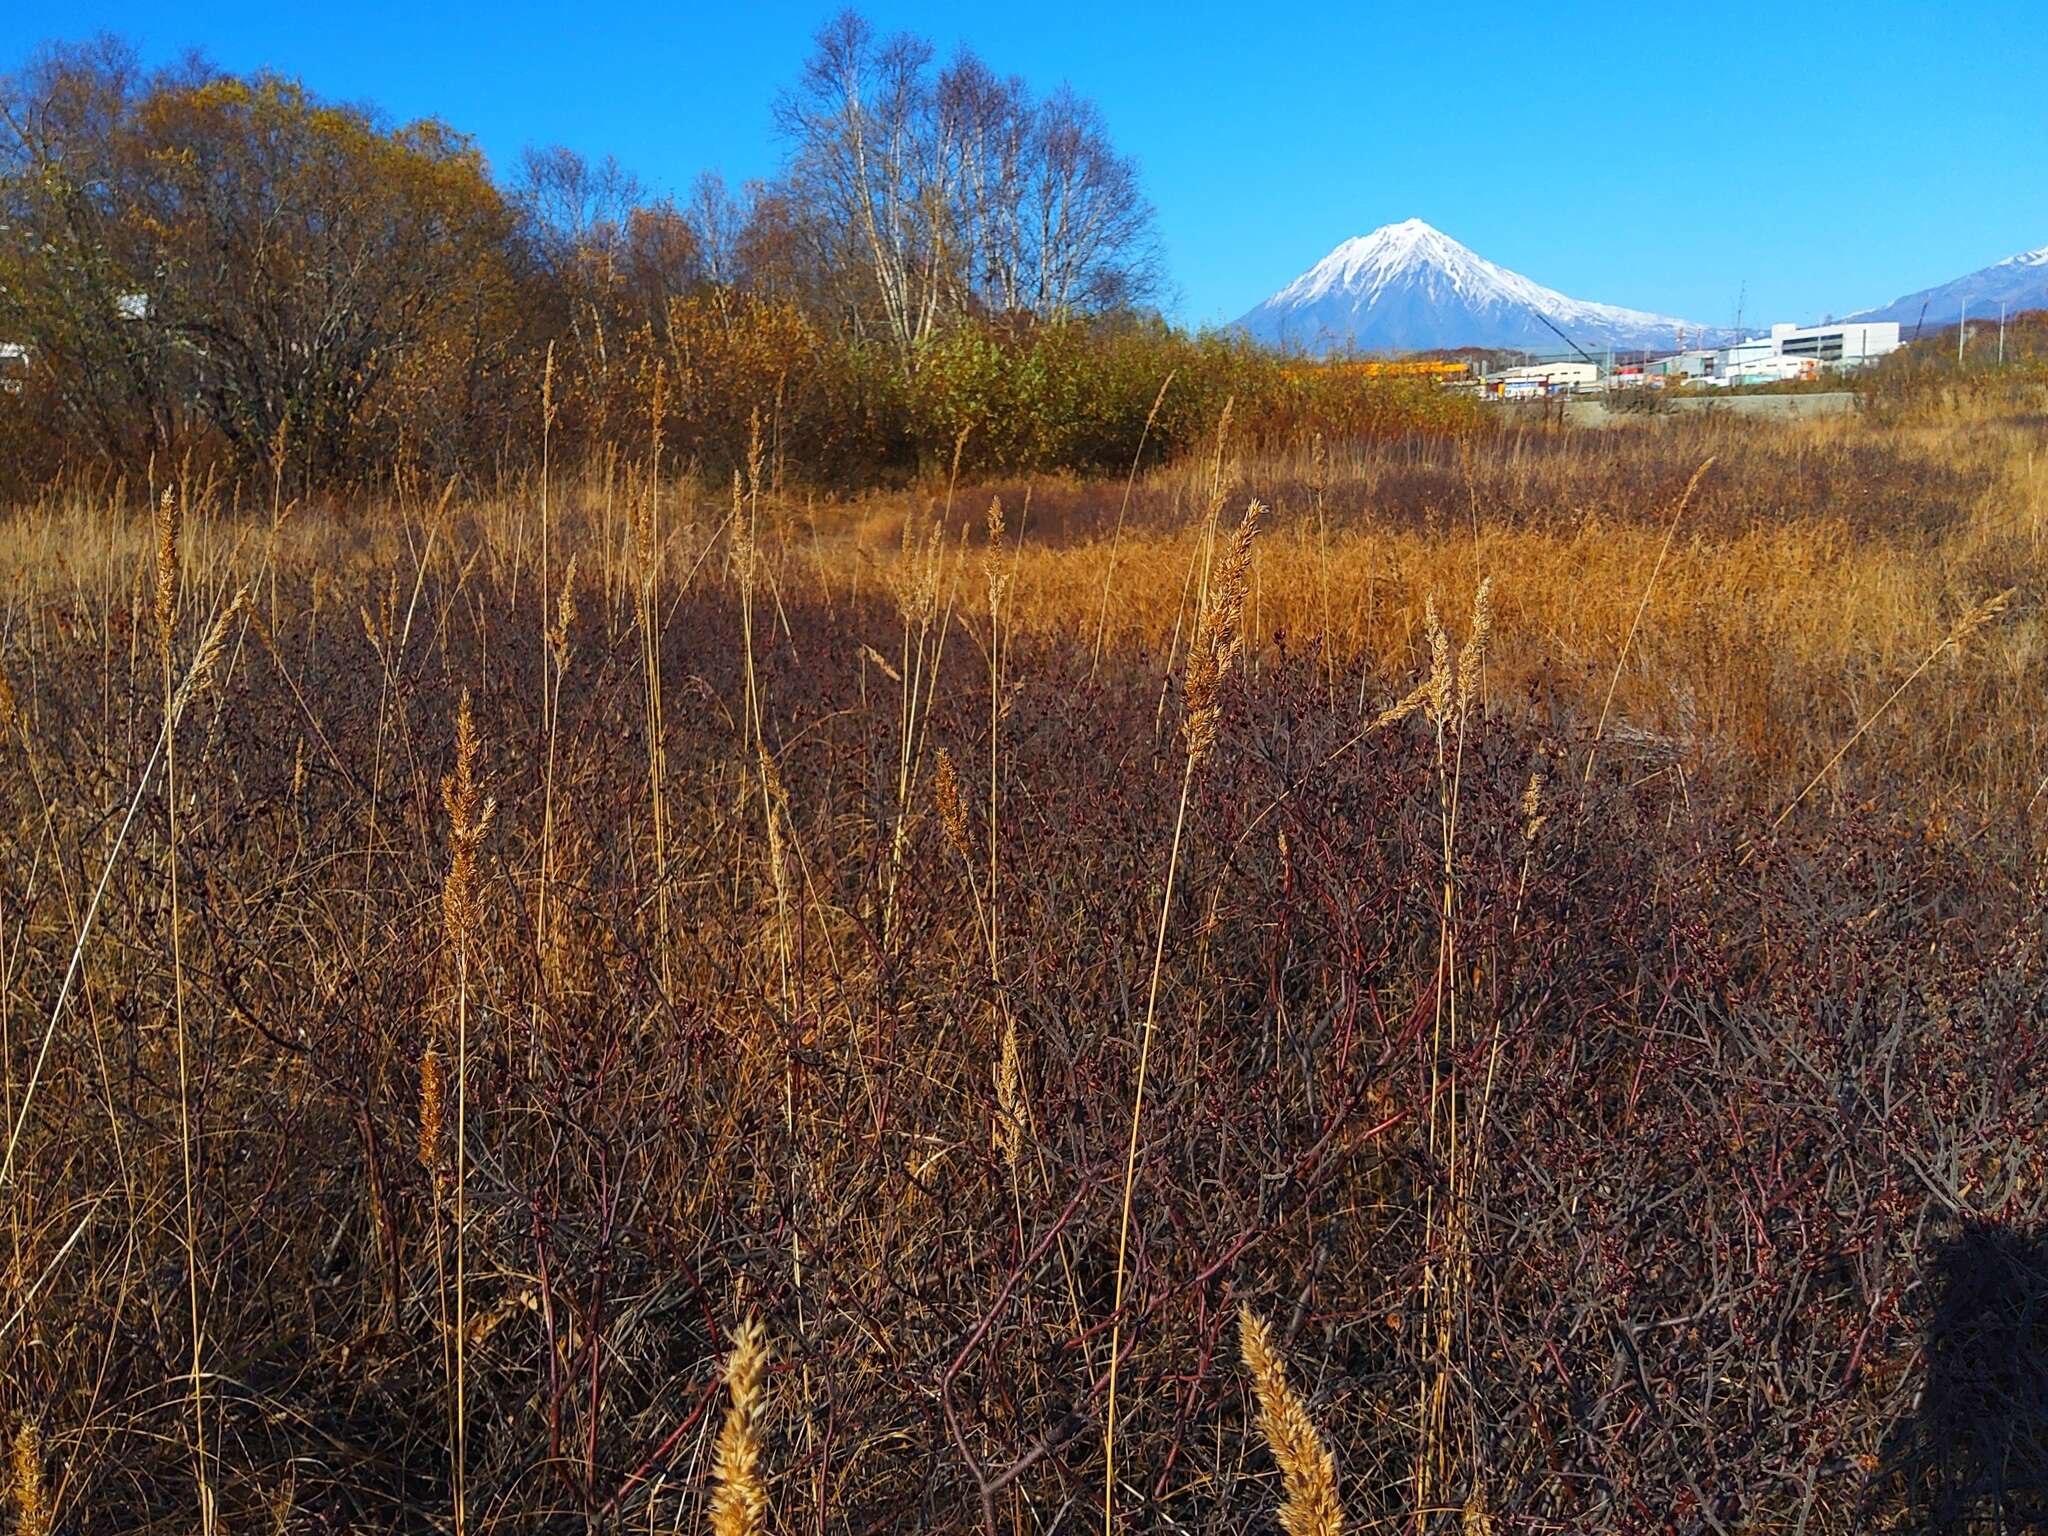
top-left (0, 18), bottom-right (1472, 496)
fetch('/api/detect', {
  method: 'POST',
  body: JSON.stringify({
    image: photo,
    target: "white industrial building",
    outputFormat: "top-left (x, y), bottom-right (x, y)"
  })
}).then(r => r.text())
top-left (1647, 349), bottom-right (1718, 381)
top-left (1633, 321), bottom-right (1902, 389)
top-left (1766, 321), bottom-right (1899, 366)
top-left (1711, 321), bottom-right (1900, 383)
top-left (1715, 350), bottom-right (1822, 386)
top-left (1477, 320), bottom-right (1902, 400)
top-left (1481, 360), bottom-right (1601, 397)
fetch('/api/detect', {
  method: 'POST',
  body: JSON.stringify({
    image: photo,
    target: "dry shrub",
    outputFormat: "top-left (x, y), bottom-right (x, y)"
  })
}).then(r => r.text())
top-left (0, 398), bottom-right (2043, 1534)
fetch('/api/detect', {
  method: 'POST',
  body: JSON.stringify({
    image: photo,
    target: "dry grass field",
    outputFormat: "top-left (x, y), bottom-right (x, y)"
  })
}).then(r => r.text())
top-left (3, 391), bottom-right (2047, 1532)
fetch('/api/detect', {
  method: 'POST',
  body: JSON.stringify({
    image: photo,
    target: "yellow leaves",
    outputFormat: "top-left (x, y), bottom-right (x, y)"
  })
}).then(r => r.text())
top-left (186, 77), bottom-right (256, 111)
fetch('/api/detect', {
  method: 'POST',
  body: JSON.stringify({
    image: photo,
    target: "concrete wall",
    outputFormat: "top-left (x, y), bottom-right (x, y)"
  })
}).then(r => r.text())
top-left (1561, 391), bottom-right (1861, 428)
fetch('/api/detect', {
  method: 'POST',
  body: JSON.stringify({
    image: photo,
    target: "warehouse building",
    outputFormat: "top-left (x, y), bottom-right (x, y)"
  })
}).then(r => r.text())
top-left (1643, 322), bottom-right (1901, 388)
top-left (1766, 320), bottom-right (1900, 366)
top-left (1480, 360), bottom-right (1600, 397)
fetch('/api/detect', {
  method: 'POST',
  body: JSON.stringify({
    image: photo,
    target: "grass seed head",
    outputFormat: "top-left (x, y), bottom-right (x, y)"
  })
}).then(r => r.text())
top-left (1944, 586), bottom-right (2014, 654)
top-left (993, 1014), bottom-right (1024, 1170)
top-left (731, 470), bottom-right (756, 597)
top-left (1206, 397), bottom-right (1238, 521)
top-left (170, 587), bottom-right (250, 719)
top-left (154, 486), bottom-right (180, 662)
top-left (983, 497), bottom-right (1010, 614)
top-left (549, 553), bottom-right (579, 663)
top-left (1184, 501), bottom-right (1262, 764)
top-left (1455, 576), bottom-right (1494, 716)
top-left (709, 1317), bottom-right (772, 1536)
top-left (1373, 678), bottom-right (1434, 733)
top-left (1424, 595), bottom-right (1453, 726)
top-left (440, 689), bottom-right (495, 956)
top-left (10, 1419), bottom-right (49, 1536)
top-left (746, 407), bottom-right (766, 505)
top-left (418, 1045), bottom-right (444, 1171)
top-left (934, 748), bottom-right (971, 862)
top-left (1239, 1305), bottom-right (1343, 1536)
top-left (1521, 770), bottom-right (1549, 845)
top-left (757, 746), bottom-right (792, 906)
top-left (915, 522), bottom-right (942, 627)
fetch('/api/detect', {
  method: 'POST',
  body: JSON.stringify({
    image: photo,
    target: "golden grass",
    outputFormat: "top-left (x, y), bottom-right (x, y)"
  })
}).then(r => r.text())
top-left (13, 404), bottom-right (2035, 806)
top-left (934, 482), bottom-right (2041, 812)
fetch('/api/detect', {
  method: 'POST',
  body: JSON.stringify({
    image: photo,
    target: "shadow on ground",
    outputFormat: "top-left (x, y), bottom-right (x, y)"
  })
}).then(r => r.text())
top-left (1870, 1221), bottom-right (2048, 1532)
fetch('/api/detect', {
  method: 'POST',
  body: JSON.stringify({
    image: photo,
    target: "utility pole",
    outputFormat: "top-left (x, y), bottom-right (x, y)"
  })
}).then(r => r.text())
top-left (2000, 300), bottom-right (2007, 365)
top-left (1958, 302), bottom-right (1967, 367)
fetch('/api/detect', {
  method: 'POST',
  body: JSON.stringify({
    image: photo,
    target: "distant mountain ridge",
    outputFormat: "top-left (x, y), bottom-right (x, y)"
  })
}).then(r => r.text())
top-left (1846, 243), bottom-right (2048, 330)
top-left (1237, 219), bottom-right (1710, 355)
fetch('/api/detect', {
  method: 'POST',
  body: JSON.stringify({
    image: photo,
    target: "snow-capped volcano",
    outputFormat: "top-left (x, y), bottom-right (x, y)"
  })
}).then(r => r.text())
top-left (1846, 242), bottom-right (2048, 329)
top-left (1237, 219), bottom-right (1708, 354)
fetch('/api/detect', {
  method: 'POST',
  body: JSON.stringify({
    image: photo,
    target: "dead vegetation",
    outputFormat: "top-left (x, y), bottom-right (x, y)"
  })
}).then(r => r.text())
top-left (1, 396), bottom-right (2046, 1532)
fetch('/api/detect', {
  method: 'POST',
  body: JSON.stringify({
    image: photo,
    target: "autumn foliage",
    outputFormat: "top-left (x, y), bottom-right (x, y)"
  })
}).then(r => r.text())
top-left (0, 29), bottom-right (1475, 498)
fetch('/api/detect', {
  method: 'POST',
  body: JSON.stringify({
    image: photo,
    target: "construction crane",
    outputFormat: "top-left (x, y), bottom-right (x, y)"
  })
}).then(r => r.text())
top-left (1528, 308), bottom-right (1600, 369)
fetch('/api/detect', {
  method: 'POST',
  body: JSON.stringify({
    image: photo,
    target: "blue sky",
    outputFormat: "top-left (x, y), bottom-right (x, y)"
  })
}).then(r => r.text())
top-left (6, 1), bottom-right (2046, 329)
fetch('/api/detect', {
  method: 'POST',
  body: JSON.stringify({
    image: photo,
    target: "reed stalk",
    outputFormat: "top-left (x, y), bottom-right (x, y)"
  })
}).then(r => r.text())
top-left (440, 689), bottom-right (494, 1536)
top-left (1103, 501), bottom-right (1259, 1535)
top-left (155, 487), bottom-right (217, 1536)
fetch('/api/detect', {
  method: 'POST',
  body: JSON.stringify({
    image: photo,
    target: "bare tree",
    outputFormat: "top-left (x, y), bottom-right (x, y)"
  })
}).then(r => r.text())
top-left (773, 10), bottom-right (1158, 368)
top-left (777, 12), bottom-right (940, 363)
top-left (515, 145), bottom-right (642, 266)
top-left (1025, 86), bottom-right (1158, 316)
top-left (683, 171), bottom-right (748, 291)
top-left (937, 52), bottom-right (1030, 317)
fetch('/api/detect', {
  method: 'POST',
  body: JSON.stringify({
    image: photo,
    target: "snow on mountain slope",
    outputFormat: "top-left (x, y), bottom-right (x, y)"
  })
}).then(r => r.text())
top-left (1846, 242), bottom-right (2048, 329)
top-left (1237, 219), bottom-right (1708, 354)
